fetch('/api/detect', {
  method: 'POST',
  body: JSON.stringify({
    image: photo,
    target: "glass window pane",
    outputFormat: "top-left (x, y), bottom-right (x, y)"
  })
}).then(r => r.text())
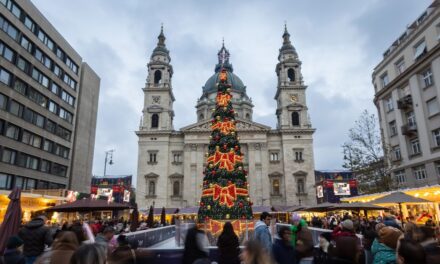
top-left (0, 69), bottom-right (11, 85)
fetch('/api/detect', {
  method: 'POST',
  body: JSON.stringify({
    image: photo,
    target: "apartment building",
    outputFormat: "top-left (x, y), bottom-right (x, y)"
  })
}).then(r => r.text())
top-left (0, 0), bottom-right (100, 193)
top-left (373, 0), bottom-right (440, 188)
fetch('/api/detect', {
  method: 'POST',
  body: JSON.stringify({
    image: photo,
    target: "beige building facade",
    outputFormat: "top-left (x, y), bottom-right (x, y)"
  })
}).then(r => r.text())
top-left (0, 0), bottom-right (100, 193)
top-left (136, 27), bottom-right (316, 210)
top-left (373, 0), bottom-right (440, 188)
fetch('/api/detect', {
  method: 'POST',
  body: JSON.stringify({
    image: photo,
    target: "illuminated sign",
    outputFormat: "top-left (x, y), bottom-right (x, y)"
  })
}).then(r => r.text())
top-left (333, 182), bottom-right (351, 196)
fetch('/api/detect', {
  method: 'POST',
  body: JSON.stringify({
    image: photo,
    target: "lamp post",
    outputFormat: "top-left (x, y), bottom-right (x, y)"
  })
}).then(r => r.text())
top-left (103, 149), bottom-right (115, 176)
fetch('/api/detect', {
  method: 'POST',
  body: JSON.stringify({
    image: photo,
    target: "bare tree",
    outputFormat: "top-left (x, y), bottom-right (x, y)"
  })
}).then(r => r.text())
top-left (342, 110), bottom-right (396, 193)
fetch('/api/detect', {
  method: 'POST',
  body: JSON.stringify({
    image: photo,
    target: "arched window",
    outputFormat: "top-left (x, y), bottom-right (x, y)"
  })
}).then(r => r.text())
top-left (199, 113), bottom-right (204, 121)
top-left (245, 113), bottom-right (250, 120)
top-left (272, 179), bottom-right (280, 195)
top-left (297, 179), bottom-right (305, 194)
top-left (151, 114), bottom-right (159, 128)
top-left (154, 70), bottom-right (162, 84)
top-left (148, 181), bottom-right (155, 196)
top-left (287, 68), bottom-right (295, 82)
top-left (173, 181), bottom-right (180, 196)
top-left (292, 112), bottom-right (300, 126)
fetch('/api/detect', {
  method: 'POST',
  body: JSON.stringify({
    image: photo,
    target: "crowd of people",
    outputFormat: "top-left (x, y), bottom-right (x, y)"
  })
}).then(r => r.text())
top-left (182, 211), bottom-right (440, 264)
top-left (1, 211), bottom-right (440, 264)
top-left (1, 215), bottom-right (148, 264)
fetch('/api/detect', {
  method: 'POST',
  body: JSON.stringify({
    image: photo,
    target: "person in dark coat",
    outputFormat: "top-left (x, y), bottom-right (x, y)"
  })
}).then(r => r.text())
top-left (3, 236), bottom-right (25, 264)
top-left (217, 222), bottom-right (240, 264)
top-left (18, 216), bottom-right (52, 264)
top-left (272, 226), bottom-right (296, 264)
top-left (182, 225), bottom-right (209, 264)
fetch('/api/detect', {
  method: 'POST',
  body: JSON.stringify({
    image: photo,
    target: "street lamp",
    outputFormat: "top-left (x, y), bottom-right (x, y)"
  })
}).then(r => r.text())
top-left (103, 149), bottom-right (115, 176)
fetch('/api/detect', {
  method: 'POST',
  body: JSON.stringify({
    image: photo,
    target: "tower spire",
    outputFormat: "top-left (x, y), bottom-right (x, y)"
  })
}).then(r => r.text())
top-left (279, 23), bottom-right (297, 59)
top-left (158, 23), bottom-right (165, 47)
top-left (151, 24), bottom-right (170, 59)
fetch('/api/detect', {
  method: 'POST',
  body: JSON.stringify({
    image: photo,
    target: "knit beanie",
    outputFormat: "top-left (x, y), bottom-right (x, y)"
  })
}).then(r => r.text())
top-left (291, 213), bottom-right (301, 222)
top-left (6, 236), bottom-right (23, 249)
top-left (341, 219), bottom-right (354, 231)
top-left (378, 226), bottom-right (402, 249)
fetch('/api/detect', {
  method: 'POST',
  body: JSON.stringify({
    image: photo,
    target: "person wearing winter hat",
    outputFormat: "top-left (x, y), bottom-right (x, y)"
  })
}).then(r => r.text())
top-left (371, 226), bottom-right (402, 264)
top-left (332, 219), bottom-right (357, 239)
top-left (3, 235), bottom-right (25, 264)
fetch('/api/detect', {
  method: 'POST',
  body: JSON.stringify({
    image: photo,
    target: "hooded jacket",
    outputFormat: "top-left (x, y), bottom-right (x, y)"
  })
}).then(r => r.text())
top-left (371, 239), bottom-right (396, 264)
top-left (35, 231), bottom-right (79, 264)
top-left (18, 218), bottom-right (53, 257)
top-left (254, 220), bottom-right (272, 252)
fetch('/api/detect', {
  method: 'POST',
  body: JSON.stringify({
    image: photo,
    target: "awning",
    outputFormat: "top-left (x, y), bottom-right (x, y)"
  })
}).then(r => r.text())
top-left (43, 198), bottom-right (131, 212)
top-left (371, 191), bottom-right (430, 204)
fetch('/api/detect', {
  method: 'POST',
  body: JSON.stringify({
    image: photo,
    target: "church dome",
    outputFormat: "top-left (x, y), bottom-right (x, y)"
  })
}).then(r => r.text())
top-left (202, 43), bottom-right (246, 94)
top-left (203, 70), bottom-right (245, 94)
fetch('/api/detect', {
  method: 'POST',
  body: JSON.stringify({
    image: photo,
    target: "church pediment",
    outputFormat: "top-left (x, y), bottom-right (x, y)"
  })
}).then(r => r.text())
top-left (181, 118), bottom-right (271, 133)
top-left (293, 170), bottom-right (308, 177)
top-left (145, 173), bottom-right (159, 179)
top-left (147, 105), bottom-right (163, 113)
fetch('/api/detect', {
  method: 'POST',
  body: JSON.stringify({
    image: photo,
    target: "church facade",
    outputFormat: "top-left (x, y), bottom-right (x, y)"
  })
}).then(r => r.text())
top-left (136, 27), bottom-right (316, 210)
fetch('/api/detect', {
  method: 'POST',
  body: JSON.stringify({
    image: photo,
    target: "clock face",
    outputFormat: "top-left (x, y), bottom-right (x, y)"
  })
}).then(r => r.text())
top-left (290, 95), bottom-right (298, 102)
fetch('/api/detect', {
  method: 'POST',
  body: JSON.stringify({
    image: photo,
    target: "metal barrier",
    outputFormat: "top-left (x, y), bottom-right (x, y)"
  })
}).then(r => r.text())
top-left (124, 225), bottom-right (175, 248)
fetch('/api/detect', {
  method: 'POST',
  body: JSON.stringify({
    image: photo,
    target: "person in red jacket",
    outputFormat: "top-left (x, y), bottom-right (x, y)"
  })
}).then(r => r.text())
top-left (332, 219), bottom-right (357, 239)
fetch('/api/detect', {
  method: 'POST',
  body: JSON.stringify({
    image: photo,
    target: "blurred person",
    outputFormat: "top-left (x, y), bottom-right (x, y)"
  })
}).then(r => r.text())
top-left (3, 236), bottom-right (25, 264)
top-left (217, 222), bottom-right (240, 264)
top-left (240, 240), bottom-right (272, 264)
top-left (371, 226), bottom-right (402, 264)
top-left (396, 238), bottom-right (426, 264)
top-left (35, 231), bottom-right (79, 264)
top-left (107, 235), bottom-right (143, 264)
top-left (182, 225), bottom-right (209, 264)
top-left (94, 226), bottom-right (115, 252)
top-left (383, 215), bottom-right (400, 229)
top-left (69, 244), bottom-right (106, 264)
top-left (68, 222), bottom-right (87, 244)
top-left (255, 212), bottom-right (272, 253)
top-left (360, 230), bottom-right (377, 264)
top-left (314, 232), bottom-right (332, 264)
top-left (18, 216), bottom-right (53, 264)
top-left (332, 219), bottom-right (357, 239)
top-left (272, 226), bottom-right (295, 264)
top-left (418, 226), bottom-right (440, 262)
top-left (327, 236), bottom-right (360, 264)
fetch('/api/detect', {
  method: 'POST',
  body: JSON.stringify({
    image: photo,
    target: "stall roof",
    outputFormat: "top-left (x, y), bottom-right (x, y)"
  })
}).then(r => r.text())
top-left (371, 192), bottom-right (430, 204)
top-left (43, 198), bottom-right (131, 212)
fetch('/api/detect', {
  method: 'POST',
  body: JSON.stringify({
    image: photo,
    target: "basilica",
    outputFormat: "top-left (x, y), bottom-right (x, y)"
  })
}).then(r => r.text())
top-left (136, 26), bottom-right (316, 210)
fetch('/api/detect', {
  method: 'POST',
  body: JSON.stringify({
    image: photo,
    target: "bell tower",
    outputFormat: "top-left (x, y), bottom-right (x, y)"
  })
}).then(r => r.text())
top-left (275, 25), bottom-right (311, 130)
top-left (141, 26), bottom-right (175, 131)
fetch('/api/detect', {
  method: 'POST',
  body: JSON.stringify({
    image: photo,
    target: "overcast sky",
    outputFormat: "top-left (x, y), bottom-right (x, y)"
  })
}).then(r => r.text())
top-left (33, 0), bottom-right (432, 182)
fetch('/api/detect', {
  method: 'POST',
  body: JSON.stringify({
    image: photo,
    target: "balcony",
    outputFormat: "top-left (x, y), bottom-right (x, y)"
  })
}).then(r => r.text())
top-left (397, 95), bottom-right (413, 110)
top-left (401, 123), bottom-right (417, 136)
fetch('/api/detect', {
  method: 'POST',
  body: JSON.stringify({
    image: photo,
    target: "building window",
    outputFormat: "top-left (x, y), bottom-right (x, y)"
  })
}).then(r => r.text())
top-left (9, 100), bottom-right (24, 117)
top-left (172, 152), bottom-right (182, 163)
top-left (436, 161), bottom-right (440, 176)
top-left (0, 42), bottom-right (14, 62)
top-left (148, 181), bottom-right (155, 196)
top-left (154, 70), bottom-right (162, 84)
top-left (40, 160), bottom-right (50, 173)
top-left (1, 148), bottom-right (16, 164)
top-left (297, 179), bottom-right (305, 194)
top-left (270, 152), bottom-right (279, 162)
top-left (22, 130), bottom-right (42, 148)
top-left (272, 179), bottom-right (280, 195)
top-left (199, 113), bottom-right (204, 121)
top-left (48, 101), bottom-right (58, 114)
top-left (0, 68), bottom-right (11, 85)
top-left (291, 112), bottom-right (300, 126)
top-left (245, 113), bottom-right (250, 119)
top-left (149, 153), bottom-right (157, 163)
top-left (414, 40), bottom-right (427, 60)
top-left (395, 58), bottom-right (405, 74)
top-left (20, 36), bottom-right (32, 53)
top-left (287, 68), bottom-right (295, 82)
top-left (389, 121), bottom-right (397, 136)
top-left (433, 129), bottom-right (440, 147)
top-left (406, 111), bottom-right (416, 127)
top-left (173, 181), bottom-right (180, 196)
top-left (421, 68), bottom-right (434, 88)
top-left (381, 73), bottom-right (389, 87)
top-left (413, 165), bottom-right (427, 180)
top-left (395, 170), bottom-right (406, 184)
top-left (5, 123), bottom-right (19, 140)
top-left (385, 97), bottom-right (394, 112)
top-left (0, 173), bottom-right (12, 190)
top-left (13, 79), bottom-right (27, 95)
top-left (151, 114), bottom-right (159, 128)
top-left (16, 57), bottom-right (29, 73)
top-left (392, 146), bottom-right (401, 161)
top-left (427, 98), bottom-right (439, 116)
top-left (294, 150), bottom-right (303, 162)
top-left (410, 138), bottom-right (421, 155)
top-left (0, 93), bottom-right (7, 110)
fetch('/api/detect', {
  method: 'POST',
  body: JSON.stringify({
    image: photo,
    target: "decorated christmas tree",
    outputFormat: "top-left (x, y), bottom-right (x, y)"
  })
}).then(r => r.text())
top-left (197, 51), bottom-right (253, 223)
